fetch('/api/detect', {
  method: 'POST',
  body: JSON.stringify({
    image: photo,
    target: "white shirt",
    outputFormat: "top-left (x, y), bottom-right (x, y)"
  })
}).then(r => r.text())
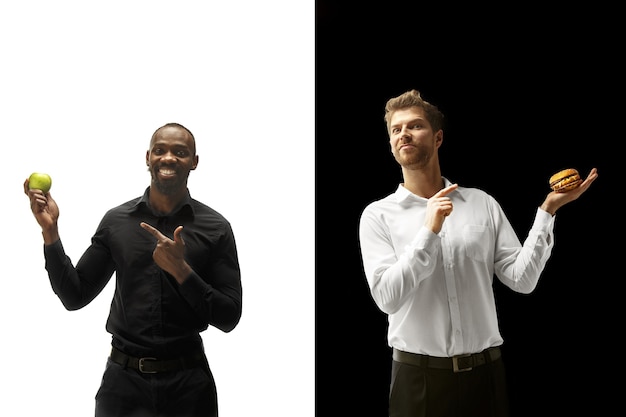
top-left (358, 178), bottom-right (555, 357)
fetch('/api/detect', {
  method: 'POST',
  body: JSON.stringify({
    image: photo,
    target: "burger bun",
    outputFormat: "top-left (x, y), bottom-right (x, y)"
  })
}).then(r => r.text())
top-left (549, 168), bottom-right (582, 192)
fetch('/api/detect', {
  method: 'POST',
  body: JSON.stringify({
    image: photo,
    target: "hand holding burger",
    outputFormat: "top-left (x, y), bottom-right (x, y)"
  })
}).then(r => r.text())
top-left (540, 167), bottom-right (599, 215)
top-left (549, 168), bottom-right (582, 193)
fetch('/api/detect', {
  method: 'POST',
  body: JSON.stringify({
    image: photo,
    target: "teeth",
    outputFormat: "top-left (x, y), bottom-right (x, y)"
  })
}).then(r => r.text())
top-left (159, 169), bottom-right (176, 175)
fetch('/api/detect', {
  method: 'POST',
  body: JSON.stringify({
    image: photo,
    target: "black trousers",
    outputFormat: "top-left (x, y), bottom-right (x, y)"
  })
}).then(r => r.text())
top-left (95, 357), bottom-right (218, 417)
top-left (389, 355), bottom-right (510, 417)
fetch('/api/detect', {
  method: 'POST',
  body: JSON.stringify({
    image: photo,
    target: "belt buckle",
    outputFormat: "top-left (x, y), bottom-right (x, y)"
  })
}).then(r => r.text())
top-left (138, 357), bottom-right (157, 373)
top-left (452, 353), bottom-right (473, 373)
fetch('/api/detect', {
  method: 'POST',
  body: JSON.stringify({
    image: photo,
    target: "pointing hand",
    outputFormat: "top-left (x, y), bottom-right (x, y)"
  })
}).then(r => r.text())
top-left (140, 222), bottom-right (191, 283)
top-left (425, 183), bottom-right (458, 234)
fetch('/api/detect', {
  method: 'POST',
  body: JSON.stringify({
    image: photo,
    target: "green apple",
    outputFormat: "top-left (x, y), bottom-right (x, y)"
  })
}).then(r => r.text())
top-left (28, 172), bottom-right (52, 193)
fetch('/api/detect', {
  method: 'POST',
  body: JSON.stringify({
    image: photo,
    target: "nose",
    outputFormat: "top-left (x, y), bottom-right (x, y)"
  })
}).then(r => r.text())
top-left (162, 151), bottom-right (177, 163)
top-left (399, 126), bottom-right (411, 142)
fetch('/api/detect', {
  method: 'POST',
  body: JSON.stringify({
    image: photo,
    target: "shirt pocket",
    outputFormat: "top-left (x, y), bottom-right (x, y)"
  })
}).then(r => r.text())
top-left (463, 224), bottom-right (491, 262)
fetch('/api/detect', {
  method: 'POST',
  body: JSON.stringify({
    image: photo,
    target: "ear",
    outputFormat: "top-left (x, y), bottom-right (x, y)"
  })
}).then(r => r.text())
top-left (435, 130), bottom-right (443, 149)
top-left (191, 155), bottom-right (199, 170)
top-left (145, 150), bottom-right (150, 166)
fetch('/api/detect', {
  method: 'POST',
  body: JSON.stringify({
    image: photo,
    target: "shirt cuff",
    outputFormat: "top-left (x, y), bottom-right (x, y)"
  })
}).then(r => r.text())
top-left (178, 271), bottom-right (211, 304)
top-left (534, 207), bottom-right (555, 229)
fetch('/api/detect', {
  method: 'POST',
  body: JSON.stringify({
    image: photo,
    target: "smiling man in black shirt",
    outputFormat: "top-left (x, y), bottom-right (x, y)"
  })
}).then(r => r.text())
top-left (24, 122), bottom-right (242, 417)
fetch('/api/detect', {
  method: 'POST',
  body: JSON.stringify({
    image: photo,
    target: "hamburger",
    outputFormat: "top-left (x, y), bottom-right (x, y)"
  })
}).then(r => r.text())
top-left (549, 168), bottom-right (582, 192)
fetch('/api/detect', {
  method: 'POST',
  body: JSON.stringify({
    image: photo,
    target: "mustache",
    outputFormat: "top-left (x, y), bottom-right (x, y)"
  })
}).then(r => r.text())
top-left (147, 164), bottom-right (180, 172)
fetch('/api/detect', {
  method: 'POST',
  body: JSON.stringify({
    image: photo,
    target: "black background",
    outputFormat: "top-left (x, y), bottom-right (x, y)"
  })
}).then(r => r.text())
top-left (316, 3), bottom-right (619, 416)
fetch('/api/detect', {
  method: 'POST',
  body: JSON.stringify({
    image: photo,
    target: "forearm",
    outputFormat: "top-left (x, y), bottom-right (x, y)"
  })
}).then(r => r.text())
top-left (496, 208), bottom-right (554, 293)
top-left (362, 227), bottom-right (439, 315)
top-left (42, 225), bottom-right (60, 245)
top-left (178, 270), bottom-right (242, 332)
top-left (44, 240), bottom-right (114, 310)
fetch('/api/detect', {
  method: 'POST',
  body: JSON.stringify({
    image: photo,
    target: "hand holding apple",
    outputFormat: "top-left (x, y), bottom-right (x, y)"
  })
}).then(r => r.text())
top-left (28, 172), bottom-right (52, 194)
top-left (24, 172), bottom-right (60, 244)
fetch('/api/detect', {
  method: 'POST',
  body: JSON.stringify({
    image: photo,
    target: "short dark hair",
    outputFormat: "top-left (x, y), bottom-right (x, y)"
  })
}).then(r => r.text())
top-left (151, 122), bottom-right (196, 155)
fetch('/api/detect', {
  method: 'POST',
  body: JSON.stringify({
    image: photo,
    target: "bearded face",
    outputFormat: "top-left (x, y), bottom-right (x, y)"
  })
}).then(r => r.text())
top-left (392, 141), bottom-right (434, 171)
top-left (149, 163), bottom-right (190, 195)
top-left (388, 107), bottom-right (439, 171)
top-left (146, 126), bottom-right (198, 196)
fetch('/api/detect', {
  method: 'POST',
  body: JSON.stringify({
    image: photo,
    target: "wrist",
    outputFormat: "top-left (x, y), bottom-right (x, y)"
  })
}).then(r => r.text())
top-left (540, 203), bottom-right (556, 216)
top-left (173, 263), bottom-right (193, 284)
top-left (42, 227), bottom-right (60, 245)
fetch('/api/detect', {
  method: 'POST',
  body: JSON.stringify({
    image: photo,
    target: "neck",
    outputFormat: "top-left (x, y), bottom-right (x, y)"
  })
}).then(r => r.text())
top-left (401, 165), bottom-right (444, 199)
top-left (149, 186), bottom-right (187, 215)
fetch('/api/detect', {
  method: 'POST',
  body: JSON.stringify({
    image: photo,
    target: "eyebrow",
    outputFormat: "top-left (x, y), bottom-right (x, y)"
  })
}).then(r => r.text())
top-left (391, 117), bottom-right (424, 129)
top-left (152, 142), bottom-right (191, 149)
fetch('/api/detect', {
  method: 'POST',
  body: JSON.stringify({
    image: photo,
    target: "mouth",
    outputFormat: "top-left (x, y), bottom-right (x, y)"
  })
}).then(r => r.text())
top-left (157, 166), bottom-right (178, 179)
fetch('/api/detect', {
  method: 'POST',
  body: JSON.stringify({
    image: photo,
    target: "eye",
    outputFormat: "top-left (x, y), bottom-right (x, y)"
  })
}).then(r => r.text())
top-left (176, 150), bottom-right (188, 157)
top-left (411, 123), bottom-right (422, 130)
top-left (153, 148), bottom-right (164, 155)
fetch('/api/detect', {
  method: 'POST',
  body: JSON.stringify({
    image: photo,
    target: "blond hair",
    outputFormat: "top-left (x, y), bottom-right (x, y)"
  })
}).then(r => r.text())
top-left (384, 90), bottom-right (444, 134)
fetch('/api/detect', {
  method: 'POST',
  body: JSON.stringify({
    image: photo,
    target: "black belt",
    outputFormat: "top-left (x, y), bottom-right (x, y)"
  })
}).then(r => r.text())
top-left (110, 346), bottom-right (207, 374)
top-left (393, 347), bottom-right (501, 373)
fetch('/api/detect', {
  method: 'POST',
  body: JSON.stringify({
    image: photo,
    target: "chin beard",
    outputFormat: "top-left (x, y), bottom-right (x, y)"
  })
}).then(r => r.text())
top-left (150, 169), bottom-right (186, 195)
top-left (395, 146), bottom-right (432, 170)
top-left (154, 180), bottom-right (183, 195)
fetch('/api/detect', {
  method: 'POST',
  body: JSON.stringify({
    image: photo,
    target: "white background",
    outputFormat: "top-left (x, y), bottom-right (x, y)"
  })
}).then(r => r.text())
top-left (0, 1), bottom-right (314, 416)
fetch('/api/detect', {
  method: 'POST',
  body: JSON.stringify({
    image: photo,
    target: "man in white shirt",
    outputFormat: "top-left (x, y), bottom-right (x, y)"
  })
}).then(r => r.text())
top-left (358, 89), bottom-right (598, 417)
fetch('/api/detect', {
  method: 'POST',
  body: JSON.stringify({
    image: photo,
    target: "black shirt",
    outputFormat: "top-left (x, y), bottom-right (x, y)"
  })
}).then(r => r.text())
top-left (44, 187), bottom-right (242, 358)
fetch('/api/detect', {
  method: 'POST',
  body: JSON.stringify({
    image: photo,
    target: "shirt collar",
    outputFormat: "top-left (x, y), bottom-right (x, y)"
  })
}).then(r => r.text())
top-left (394, 177), bottom-right (467, 203)
top-left (130, 187), bottom-right (195, 218)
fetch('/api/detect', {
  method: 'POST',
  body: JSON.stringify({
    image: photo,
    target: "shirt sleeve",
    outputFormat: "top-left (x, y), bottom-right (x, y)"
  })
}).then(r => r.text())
top-left (494, 206), bottom-right (555, 293)
top-left (359, 207), bottom-right (440, 315)
top-left (177, 225), bottom-right (242, 333)
top-left (44, 238), bottom-right (115, 310)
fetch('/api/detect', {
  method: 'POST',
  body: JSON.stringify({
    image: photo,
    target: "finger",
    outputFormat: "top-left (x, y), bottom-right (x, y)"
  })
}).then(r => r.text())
top-left (140, 222), bottom-right (167, 240)
top-left (433, 183), bottom-right (459, 198)
top-left (583, 168), bottom-right (598, 183)
top-left (32, 193), bottom-right (47, 206)
top-left (173, 226), bottom-right (185, 246)
top-left (441, 203), bottom-right (454, 216)
top-left (574, 169), bottom-right (598, 192)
